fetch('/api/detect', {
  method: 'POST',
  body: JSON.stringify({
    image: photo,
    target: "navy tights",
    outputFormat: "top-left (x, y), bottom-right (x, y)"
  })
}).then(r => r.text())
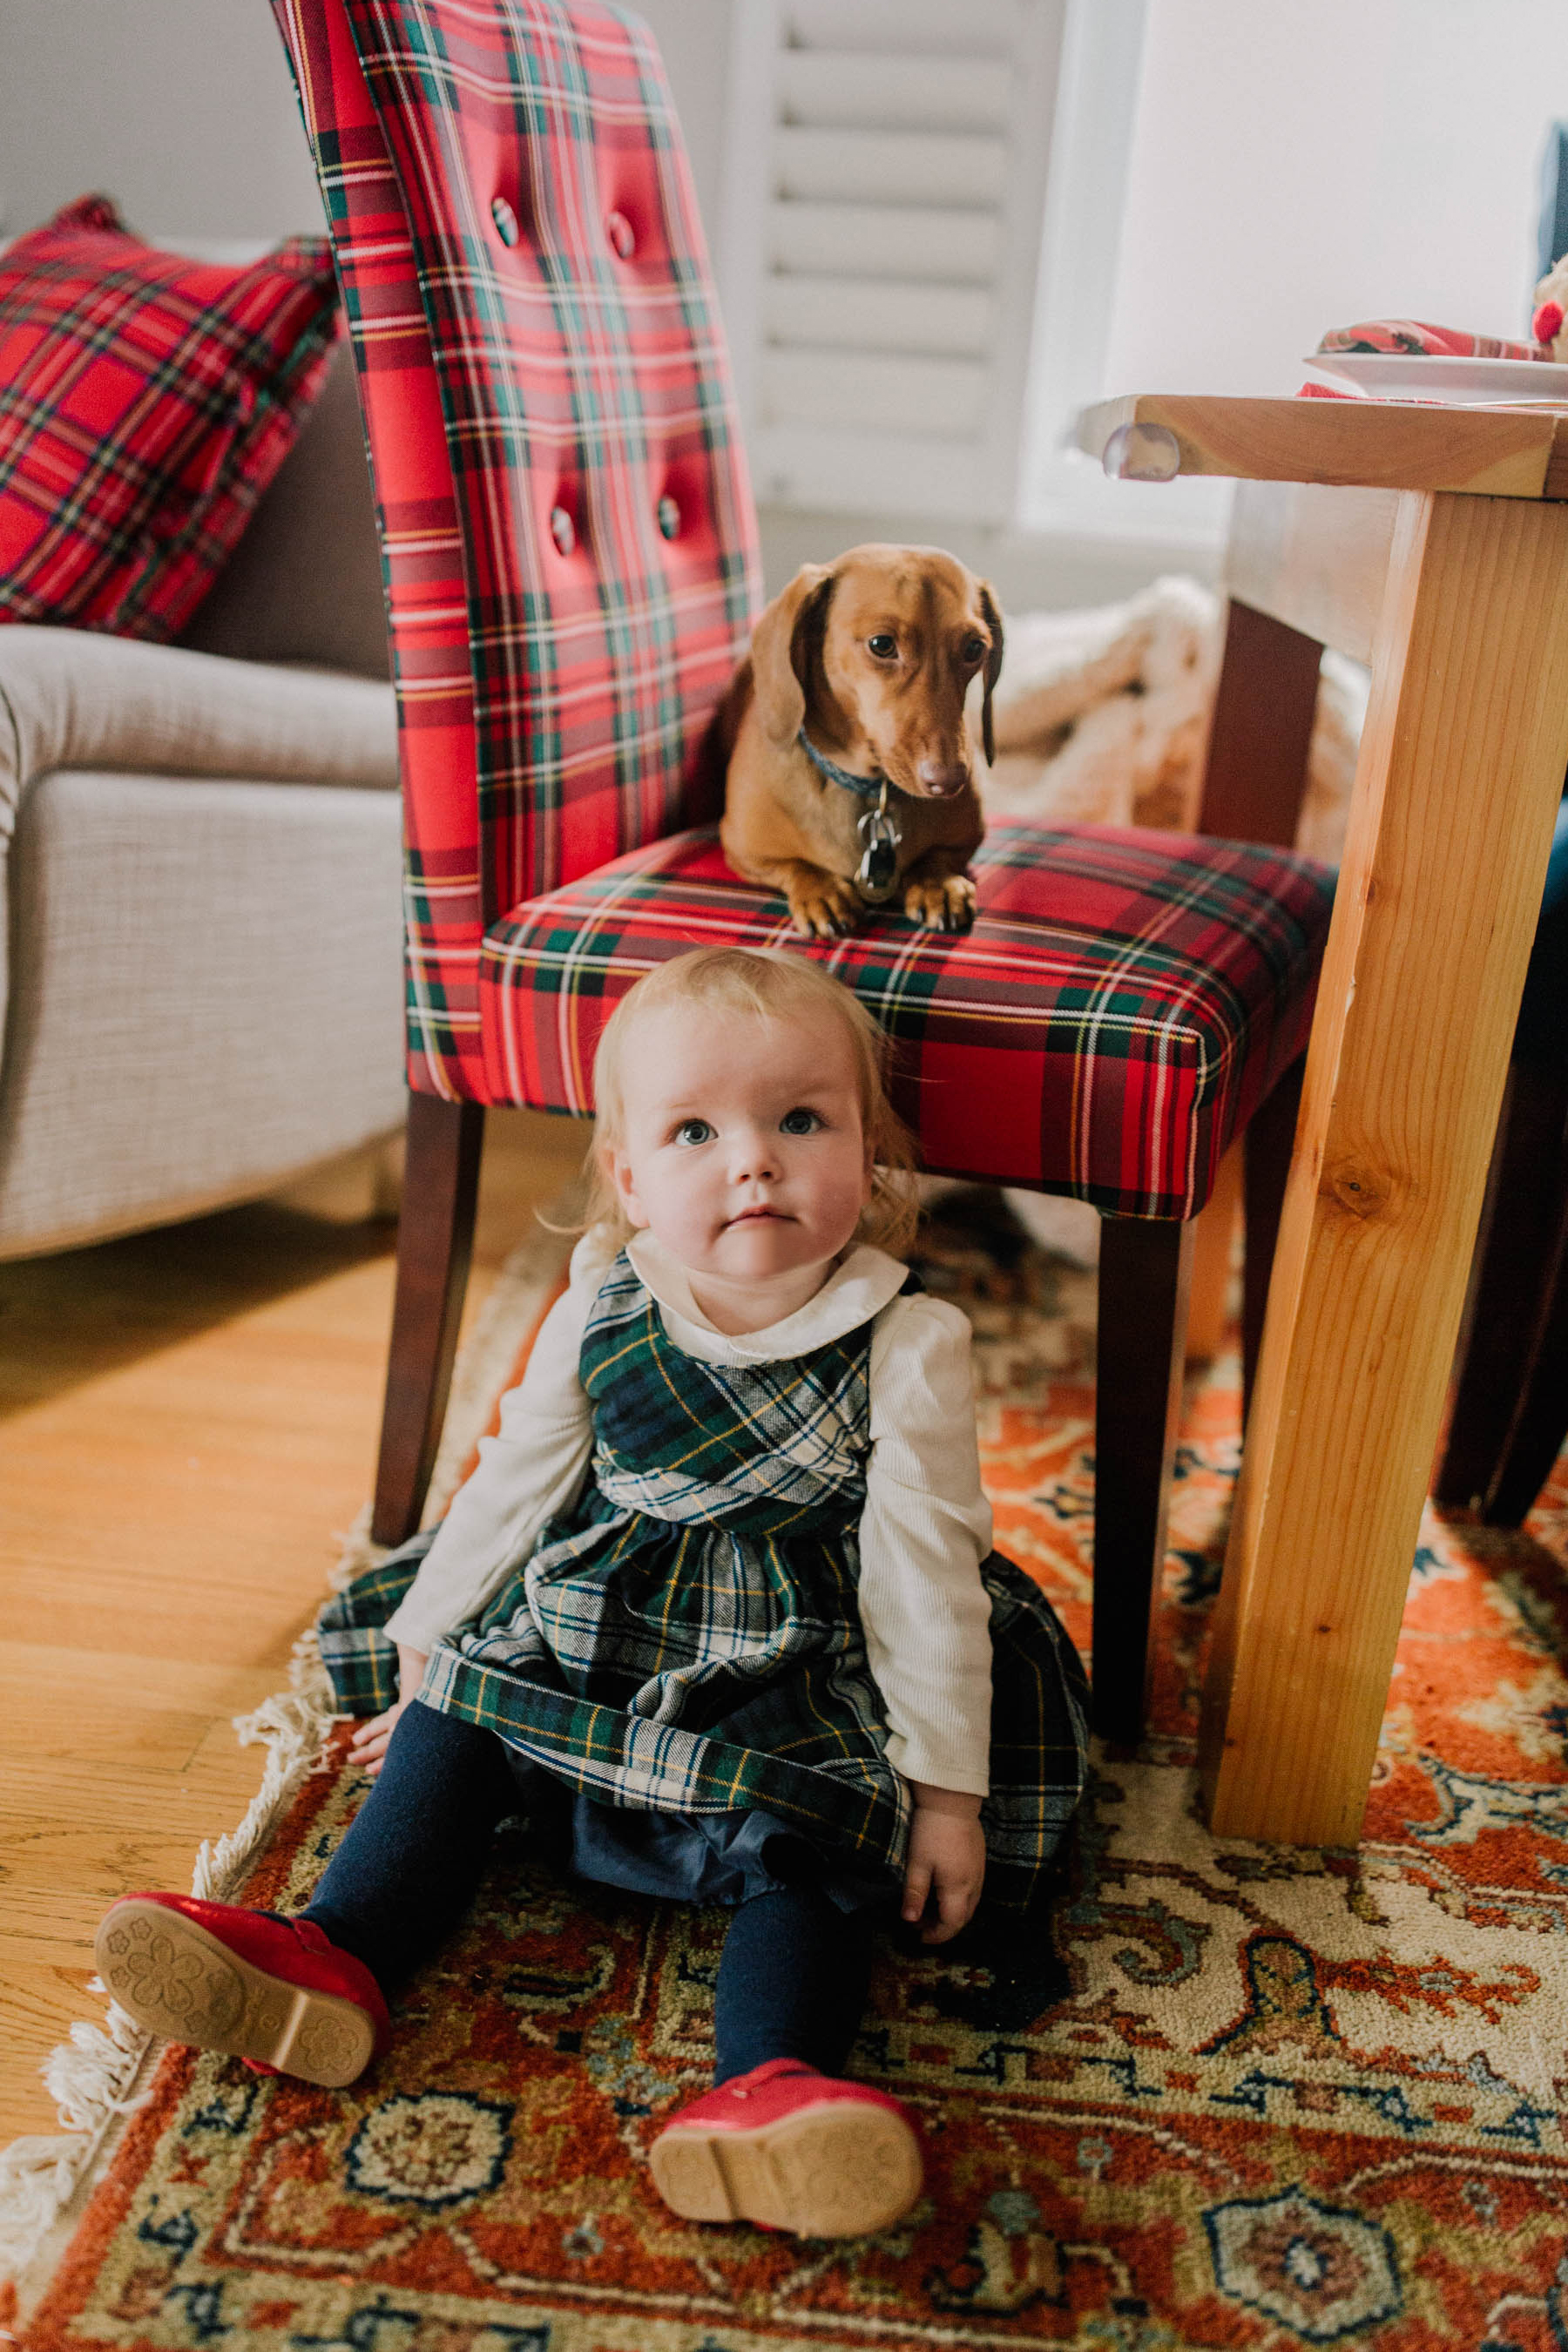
top-left (302, 1700), bottom-right (875, 2083)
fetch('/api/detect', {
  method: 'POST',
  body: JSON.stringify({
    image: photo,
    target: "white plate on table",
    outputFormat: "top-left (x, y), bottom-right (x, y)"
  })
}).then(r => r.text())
top-left (1303, 350), bottom-right (1568, 403)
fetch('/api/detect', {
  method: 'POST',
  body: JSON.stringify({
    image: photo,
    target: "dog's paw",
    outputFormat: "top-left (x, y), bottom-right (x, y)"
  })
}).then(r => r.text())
top-left (905, 874), bottom-right (977, 932)
top-left (787, 875), bottom-right (863, 938)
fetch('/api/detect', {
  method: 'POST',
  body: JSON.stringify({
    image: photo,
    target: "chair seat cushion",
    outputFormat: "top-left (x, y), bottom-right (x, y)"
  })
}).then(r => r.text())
top-left (478, 821), bottom-right (1335, 1218)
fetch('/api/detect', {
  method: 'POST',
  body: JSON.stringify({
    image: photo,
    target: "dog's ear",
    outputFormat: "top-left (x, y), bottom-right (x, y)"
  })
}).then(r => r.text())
top-left (750, 564), bottom-right (835, 749)
top-left (977, 583), bottom-right (1005, 767)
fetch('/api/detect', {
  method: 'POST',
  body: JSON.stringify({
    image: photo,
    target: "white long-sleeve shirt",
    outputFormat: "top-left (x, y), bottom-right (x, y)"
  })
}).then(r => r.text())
top-left (383, 1229), bottom-right (995, 1794)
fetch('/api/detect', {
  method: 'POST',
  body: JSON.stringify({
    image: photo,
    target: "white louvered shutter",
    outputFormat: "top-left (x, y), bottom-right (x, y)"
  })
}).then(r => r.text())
top-left (718, 0), bottom-right (1069, 524)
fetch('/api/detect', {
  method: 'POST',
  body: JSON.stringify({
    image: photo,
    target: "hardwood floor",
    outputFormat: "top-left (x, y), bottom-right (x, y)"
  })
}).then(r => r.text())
top-left (0, 1108), bottom-right (585, 2147)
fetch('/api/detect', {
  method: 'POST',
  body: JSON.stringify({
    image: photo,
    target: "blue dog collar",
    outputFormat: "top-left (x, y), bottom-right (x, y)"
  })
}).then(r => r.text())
top-left (795, 728), bottom-right (886, 800)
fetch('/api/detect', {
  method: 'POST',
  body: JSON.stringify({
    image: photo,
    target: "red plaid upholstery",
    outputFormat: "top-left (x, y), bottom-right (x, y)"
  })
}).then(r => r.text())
top-left (273, 0), bottom-right (1334, 1218)
top-left (0, 195), bottom-right (339, 640)
top-left (481, 824), bottom-right (1334, 1218)
top-left (272, 0), bottom-right (762, 1097)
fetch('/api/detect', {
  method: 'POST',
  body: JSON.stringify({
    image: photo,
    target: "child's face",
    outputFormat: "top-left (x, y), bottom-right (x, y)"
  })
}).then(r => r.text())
top-left (606, 1002), bottom-right (873, 1287)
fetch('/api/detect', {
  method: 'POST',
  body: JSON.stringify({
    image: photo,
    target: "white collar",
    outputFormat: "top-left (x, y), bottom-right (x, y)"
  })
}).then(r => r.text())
top-left (624, 1229), bottom-right (909, 1363)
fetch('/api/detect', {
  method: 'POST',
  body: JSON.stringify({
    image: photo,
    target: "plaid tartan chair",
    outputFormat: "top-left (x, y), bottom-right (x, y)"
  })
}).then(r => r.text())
top-left (273, 0), bottom-right (1335, 1741)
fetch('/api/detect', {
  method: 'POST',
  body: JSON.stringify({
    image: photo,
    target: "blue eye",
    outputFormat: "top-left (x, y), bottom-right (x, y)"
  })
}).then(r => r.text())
top-left (780, 1107), bottom-right (821, 1136)
top-left (673, 1119), bottom-right (714, 1146)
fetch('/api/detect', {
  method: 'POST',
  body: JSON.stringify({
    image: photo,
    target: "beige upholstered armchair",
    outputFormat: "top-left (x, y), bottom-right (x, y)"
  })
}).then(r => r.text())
top-left (0, 347), bottom-right (406, 1259)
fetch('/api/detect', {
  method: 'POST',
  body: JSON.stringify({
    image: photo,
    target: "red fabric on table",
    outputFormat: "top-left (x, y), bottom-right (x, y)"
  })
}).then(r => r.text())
top-left (1315, 318), bottom-right (1553, 362)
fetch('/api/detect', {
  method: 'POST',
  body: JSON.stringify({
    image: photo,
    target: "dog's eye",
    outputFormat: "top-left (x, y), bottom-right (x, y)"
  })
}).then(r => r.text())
top-left (962, 634), bottom-right (988, 665)
top-left (867, 633), bottom-right (897, 659)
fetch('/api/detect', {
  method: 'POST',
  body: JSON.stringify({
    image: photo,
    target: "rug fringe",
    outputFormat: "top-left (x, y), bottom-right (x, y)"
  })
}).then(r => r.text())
top-left (0, 1998), bottom-right (155, 2268)
top-left (0, 1624), bottom-right (342, 2282)
top-left (0, 1200), bottom-right (578, 2288)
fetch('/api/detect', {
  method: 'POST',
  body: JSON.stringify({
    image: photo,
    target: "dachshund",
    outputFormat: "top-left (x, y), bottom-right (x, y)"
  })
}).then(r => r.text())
top-left (719, 544), bottom-right (1004, 938)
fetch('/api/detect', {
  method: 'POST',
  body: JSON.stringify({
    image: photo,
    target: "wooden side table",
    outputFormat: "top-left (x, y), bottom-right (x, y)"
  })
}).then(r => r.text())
top-left (1078, 394), bottom-right (1568, 1845)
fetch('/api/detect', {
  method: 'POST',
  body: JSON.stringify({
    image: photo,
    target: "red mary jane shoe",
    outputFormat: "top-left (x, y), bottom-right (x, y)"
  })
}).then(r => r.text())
top-left (95, 1893), bottom-right (389, 2088)
top-left (649, 2058), bottom-right (923, 2237)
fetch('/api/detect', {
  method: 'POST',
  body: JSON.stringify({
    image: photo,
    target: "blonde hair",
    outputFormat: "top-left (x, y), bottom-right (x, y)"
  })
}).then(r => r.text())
top-left (580, 947), bottom-right (921, 1258)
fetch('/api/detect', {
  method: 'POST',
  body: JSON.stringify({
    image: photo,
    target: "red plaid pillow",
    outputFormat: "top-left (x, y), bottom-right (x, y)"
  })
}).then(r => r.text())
top-left (0, 194), bottom-right (341, 639)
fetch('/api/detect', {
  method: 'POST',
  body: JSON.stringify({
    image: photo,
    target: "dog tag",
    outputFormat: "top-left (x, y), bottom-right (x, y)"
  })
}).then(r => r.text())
top-left (855, 788), bottom-right (901, 904)
top-left (856, 831), bottom-right (897, 899)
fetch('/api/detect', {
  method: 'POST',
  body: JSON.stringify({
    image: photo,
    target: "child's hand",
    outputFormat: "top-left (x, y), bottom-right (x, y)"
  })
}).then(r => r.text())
top-left (902, 1782), bottom-right (986, 1943)
top-left (347, 1703), bottom-right (409, 1777)
top-left (347, 1646), bottom-right (427, 1779)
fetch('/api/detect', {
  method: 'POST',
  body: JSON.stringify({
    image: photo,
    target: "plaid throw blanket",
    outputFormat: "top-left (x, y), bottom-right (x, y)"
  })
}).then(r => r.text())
top-left (321, 1255), bottom-right (1088, 1907)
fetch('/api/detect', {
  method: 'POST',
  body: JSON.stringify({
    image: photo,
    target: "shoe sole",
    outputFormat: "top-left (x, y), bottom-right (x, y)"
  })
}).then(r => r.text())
top-left (649, 2098), bottom-right (923, 2237)
top-left (94, 1900), bottom-right (375, 2088)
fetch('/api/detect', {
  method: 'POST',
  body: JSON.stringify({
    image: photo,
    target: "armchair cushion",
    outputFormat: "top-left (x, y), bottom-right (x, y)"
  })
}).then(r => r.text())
top-left (0, 195), bottom-right (339, 640)
top-left (0, 625), bottom-right (401, 1258)
top-left (0, 623), bottom-right (397, 1075)
top-left (0, 770), bottom-right (404, 1259)
top-left (478, 822), bottom-right (1335, 1220)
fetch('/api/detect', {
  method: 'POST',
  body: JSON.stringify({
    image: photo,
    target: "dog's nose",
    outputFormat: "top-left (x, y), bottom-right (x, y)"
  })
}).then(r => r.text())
top-left (916, 759), bottom-right (970, 797)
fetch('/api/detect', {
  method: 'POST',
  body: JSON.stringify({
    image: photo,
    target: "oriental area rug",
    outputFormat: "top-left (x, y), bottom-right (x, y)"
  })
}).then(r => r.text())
top-left (10, 1195), bottom-right (1568, 2351)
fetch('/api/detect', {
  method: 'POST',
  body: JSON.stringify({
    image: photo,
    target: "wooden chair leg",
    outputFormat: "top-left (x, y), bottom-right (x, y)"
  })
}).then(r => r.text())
top-left (370, 1092), bottom-right (485, 1547)
top-left (1093, 1216), bottom-right (1194, 1742)
top-left (1434, 1058), bottom-right (1568, 1511)
top-left (1185, 1139), bottom-right (1243, 1366)
top-left (1240, 1055), bottom-right (1306, 1429)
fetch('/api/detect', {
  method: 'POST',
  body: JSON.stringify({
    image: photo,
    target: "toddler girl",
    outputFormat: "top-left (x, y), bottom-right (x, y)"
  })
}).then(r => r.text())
top-left (98, 948), bottom-right (1087, 2239)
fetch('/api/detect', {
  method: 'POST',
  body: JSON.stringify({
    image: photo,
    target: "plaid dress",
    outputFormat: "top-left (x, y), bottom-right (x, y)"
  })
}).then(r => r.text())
top-left (321, 1254), bottom-right (1089, 1911)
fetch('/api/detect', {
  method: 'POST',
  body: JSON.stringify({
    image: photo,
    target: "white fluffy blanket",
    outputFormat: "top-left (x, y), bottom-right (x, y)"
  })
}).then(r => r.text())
top-left (983, 576), bottom-right (1365, 867)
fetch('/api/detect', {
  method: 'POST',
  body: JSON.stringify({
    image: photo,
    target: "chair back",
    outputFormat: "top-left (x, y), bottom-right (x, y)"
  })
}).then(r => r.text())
top-left (273, 0), bottom-right (762, 1097)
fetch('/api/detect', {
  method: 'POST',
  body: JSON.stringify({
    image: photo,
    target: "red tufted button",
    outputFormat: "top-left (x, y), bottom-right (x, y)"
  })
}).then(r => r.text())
top-left (549, 504), bottom-right (576, 557)
top-left (656, 494), bottom-right (680, 542)
top-left (606, 209), bottom-right (636, 260)
top-left (491, 194), bottom-right (519, 247)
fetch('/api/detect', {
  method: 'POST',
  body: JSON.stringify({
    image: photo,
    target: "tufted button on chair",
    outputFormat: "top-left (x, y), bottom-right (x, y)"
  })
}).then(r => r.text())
top-left (272, 0), bottom-right (1335, 1742)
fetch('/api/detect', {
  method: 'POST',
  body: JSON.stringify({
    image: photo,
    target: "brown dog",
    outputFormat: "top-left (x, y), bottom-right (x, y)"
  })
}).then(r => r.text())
top-left (719, 544), bottom-right (1004, 938)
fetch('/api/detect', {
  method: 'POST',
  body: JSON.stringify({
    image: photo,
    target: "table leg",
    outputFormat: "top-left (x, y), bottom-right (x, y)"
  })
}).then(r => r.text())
top-left (1200, 489), bottom-right (1568, 1847)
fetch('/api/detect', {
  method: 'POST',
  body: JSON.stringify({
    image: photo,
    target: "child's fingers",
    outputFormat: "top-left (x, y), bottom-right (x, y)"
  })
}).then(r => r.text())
top-left (348, 1713), bottom-right (395, 1764)
top-left (902, 1857), bottom-right (932, 1926)
top-left (920, 1866), bottom-right (983, 1944)
top-left (349, 1701), bottom-right (406, 1748)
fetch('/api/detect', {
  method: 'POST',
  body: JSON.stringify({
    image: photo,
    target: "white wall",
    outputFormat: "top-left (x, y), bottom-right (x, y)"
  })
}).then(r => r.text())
top-left (0, 0), bottom-right (731, 247)
top-left (0, 0), bottom-right (327, 243)
top-left (1024, 0), bottom-right (1568, 551)
top-left (634, 0), bottom-right (732, 247)
top-left (1101, 0), bottom-right (1568, 402)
